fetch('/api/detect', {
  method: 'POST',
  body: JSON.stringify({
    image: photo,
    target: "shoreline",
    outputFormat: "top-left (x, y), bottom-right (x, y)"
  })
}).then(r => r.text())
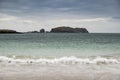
top-left (0, 63), bottom-right (120, 80)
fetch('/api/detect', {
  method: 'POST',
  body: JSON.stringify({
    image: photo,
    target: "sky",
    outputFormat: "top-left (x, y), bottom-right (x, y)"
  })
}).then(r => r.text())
top-left (0, 0), bottom-right (120, 33)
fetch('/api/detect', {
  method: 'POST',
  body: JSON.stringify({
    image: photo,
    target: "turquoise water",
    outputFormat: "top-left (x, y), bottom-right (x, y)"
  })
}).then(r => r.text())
top-left (0, 33), bottom-right (120, 80)
top-left (0, 33), bottom-right (120, 57)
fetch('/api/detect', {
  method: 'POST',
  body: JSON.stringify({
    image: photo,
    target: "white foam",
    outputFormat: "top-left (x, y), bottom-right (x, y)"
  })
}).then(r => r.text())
top-left (0, 56), bottom-right (119, 64)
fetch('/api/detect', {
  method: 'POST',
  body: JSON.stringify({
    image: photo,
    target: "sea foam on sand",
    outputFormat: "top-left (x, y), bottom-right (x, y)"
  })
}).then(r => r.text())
top-left (0, 56), bottom-right (120, 80)
top-left (0, 63), bottom-right (120, 80)
top-left (0, 56), bottom-right (119, 64)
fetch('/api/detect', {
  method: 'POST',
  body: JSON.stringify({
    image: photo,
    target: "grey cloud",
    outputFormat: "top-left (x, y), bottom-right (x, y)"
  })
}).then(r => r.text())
top-left (0, 0), bottom-right (119, 17)
top-left (113, 17), bottom-right (120, 19)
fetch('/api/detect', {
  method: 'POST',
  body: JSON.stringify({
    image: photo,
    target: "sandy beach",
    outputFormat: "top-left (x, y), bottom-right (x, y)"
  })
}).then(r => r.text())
top-left (0, 63), bottom-right (120, 80)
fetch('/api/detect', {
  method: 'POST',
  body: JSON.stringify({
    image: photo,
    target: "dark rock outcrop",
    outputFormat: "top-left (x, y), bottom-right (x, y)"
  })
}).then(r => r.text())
top-left (40, 29), bottom-right (45, 33)
top-left (28, 31), bottom-right (39, 33)
top-left (0, 29), bottom-right (20, 34)
top-left (50, 26), bottom-right (89, 33)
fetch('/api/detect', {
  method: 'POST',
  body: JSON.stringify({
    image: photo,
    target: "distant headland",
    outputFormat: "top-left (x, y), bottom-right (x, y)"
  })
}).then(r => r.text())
top-left (0, 29), bottom-right (21, 34)
top-left (0, 26), bottom-right (89, 34)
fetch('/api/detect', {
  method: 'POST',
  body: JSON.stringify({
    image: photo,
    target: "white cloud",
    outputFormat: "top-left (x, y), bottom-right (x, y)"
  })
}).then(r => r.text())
top-left (14, 19), bottom-right (35, 23)
top-left (57, 18), bottom-right (111, 22)
top-left (0, 15), bottom-right (17, 21)
top-left (0, 13), bottom-right (34, 23)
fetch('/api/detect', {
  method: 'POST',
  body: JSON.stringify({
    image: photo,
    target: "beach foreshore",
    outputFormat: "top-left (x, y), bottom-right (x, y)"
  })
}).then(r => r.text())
top-left (0, 64), bottom-right (120, 80)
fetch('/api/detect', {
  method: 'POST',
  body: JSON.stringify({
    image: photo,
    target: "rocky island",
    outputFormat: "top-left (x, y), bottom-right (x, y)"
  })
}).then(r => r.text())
top-left (50, 26), bottom-right (89, 33)
top-left (0, 26), bottom-right (89, 34)
top-left (0, 29), bottom-right (20, 34)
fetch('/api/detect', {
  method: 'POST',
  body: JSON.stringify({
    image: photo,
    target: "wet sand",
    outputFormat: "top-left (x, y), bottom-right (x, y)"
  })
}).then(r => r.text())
top-left (0, 64), bottom-right (120, 80)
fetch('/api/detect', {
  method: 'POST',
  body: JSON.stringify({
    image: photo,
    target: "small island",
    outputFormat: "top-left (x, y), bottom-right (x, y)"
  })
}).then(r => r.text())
top-left (50, 26), bottom-right (89, 33)
top-left (0, 26), bottom-right (89, 34)
top-left (0, 29), bottom-right (20, 34)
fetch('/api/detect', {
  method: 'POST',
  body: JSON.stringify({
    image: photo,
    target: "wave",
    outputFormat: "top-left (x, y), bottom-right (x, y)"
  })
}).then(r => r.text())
top-left (0, 56), bottom-right (119, 64)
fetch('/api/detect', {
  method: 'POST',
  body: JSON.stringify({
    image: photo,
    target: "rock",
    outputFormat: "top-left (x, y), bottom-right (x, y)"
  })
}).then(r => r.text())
top-left (0, 29), bottom-right (20, 34)
top-left (50, 26), bottom-right (89, 33)
top-left (74, 28), bottom-right (89, 33)
top-left (40, 29), bottom-right (45, 33)
top-left (45, 31), bottom-right (49, 33)
top-left (29, 31), bottom-right (39, 33)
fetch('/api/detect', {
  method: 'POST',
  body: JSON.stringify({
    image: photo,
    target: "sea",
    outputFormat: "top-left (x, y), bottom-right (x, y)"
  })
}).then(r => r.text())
top-left (0, 33), bottom-right (120, 80)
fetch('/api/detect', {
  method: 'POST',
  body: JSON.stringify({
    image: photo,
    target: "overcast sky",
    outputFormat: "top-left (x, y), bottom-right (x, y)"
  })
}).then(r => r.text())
top-left (0, 0), bottom-right (120, 33)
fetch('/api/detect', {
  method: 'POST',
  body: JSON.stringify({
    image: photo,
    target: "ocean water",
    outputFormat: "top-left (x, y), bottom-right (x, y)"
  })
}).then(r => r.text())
top-left (0, 33), bottom-right (120, 80)
top-left (0, 33), bottom-right (120, 57)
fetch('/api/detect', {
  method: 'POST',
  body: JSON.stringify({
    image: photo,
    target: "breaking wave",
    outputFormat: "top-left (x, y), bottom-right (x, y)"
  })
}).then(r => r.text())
top-left (0, 56), bottom-right (120, 64)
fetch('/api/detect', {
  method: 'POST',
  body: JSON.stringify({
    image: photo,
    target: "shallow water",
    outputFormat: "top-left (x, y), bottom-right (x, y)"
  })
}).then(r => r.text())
top-left (0, 33), bottom-right (120, 80)
top-left (0, 33), bottom-right (120, 57)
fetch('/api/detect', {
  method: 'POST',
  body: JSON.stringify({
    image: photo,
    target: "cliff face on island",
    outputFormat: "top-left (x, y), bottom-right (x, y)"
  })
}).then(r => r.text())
top-left (0, 29), bottom-right (20, 34)
top-left (50, 26), bottom-right (89, 33)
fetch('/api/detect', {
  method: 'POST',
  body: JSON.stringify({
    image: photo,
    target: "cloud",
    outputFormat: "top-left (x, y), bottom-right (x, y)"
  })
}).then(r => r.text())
top-left (52, 18), bottom-right (111, 23)
top-left (21, 20), bottom-right (34, 23)
top-left (0, 17), bottom-right (15, 21)
top-left (0, 0), bottom-right (120, 32)
top-left (0, 0), bottom-right (119, 17)
top-left (0, 13), bottom-right (34, 24)
top-left (0, 14), bottom-right (17, 21)
top-left (112, 17), bottom-right (120, 20)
